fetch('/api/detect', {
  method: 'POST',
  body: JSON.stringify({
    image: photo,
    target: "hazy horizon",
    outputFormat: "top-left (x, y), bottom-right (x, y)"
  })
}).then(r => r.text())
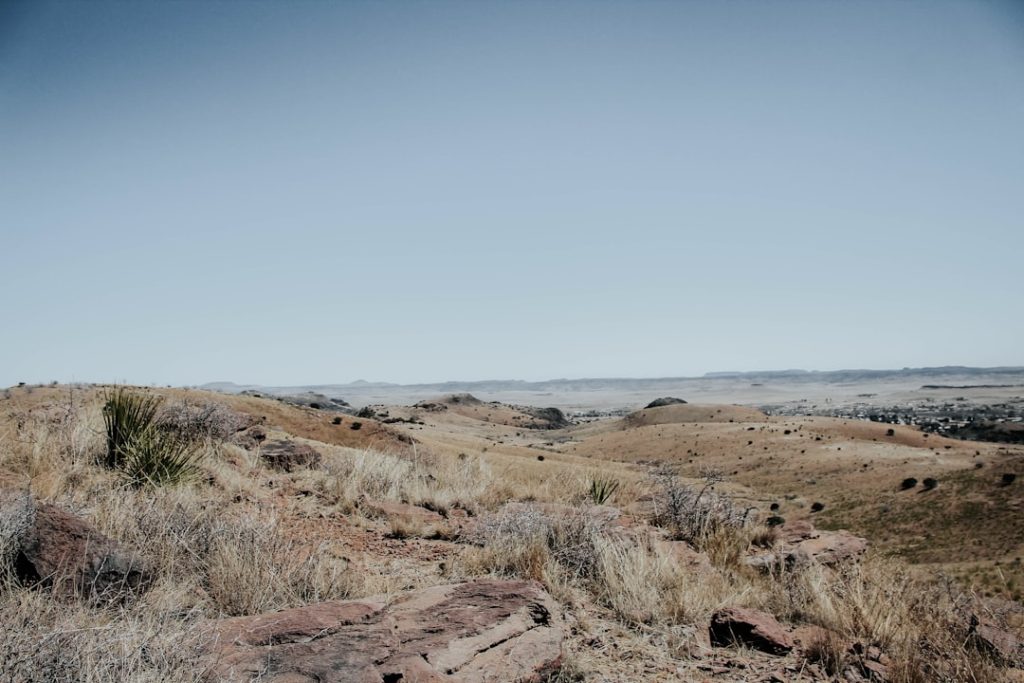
top-left (3, 0), bottom-right (1023, 388)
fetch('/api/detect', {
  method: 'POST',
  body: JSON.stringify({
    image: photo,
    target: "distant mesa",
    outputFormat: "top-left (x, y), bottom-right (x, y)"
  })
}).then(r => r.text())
top-left (645, 397), bottom-right (688, 409)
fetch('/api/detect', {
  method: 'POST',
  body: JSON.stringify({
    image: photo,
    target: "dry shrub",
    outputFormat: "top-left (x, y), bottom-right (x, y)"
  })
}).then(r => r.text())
top-left (324, 448), bottom-right (495, 514)
top-left (0, 582), bottom-right (205, 682)
top-left (156, 400), bottom-right (246, 444)
top-left (649, 469), bottom-right (750, 549)
top-left (205, 514), bottom-right (354, 615)
top-left (763, 558), bottom-right (1006, 682)
top-left (460, 503), bottom-right (743, 631)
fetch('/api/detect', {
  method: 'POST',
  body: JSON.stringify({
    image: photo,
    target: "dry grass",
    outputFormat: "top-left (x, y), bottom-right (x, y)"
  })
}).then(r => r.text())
top-left (0, 385), bottom-right (1017, 683)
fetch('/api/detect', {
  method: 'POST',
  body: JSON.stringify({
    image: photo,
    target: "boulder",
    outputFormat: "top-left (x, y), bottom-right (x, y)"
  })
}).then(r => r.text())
top-left (261, 440), bottom-right (322, 472)
top-left (233, 423), bottom-right (268, 450)
top-left (204, 579), bottom-right (563, 682)
top-left (644, 397), bottom-right (688, 408)
top-left (0, 475), bottom-right (34, 565)
top-left (709, 607), bottom-right (794, 655)
top-left (747, 522), bottom-right (867, 570)
top-left (969, 612), bottom-right (1023, 666)
top-left (1, 491), bottom-right (150, 600)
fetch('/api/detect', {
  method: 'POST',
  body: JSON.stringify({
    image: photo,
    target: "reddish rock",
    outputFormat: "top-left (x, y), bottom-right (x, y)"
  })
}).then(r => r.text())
top-left (969, 612), bottom-right (1023, 666)
top-left (709, 607), bottom-right (794, 655)
top-left (261, 440), bottom-right (322, 472)
top-left (14, 502), bottom-right (150, 600)
top-left (747, 522), bottom-right (867, 571)
top-left (204, 579), bottom-right (563, 682)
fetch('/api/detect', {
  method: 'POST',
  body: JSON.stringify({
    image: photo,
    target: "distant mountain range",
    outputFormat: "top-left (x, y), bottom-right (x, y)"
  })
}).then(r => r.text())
top-left (201, 366), bottom-right (1024, 396)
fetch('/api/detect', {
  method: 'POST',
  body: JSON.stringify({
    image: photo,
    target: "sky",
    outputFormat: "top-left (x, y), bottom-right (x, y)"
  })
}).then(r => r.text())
top-left (1, 0), bottom-right (1023, 387)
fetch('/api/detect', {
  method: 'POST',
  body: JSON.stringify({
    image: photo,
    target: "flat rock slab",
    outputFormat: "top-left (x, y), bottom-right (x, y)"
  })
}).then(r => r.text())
top-left (710, 607), bottom-right (794, 655)
top-left (205, 579), bottom-right (563, 682)
top-left (261, 440), bottom-right (322, 472)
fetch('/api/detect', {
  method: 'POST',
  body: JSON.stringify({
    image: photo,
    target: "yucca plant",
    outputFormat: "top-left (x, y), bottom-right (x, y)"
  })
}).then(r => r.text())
top-left (118, 429), bottom-right (202, 488)
top-left (588, 476), bottom-right (621, 505)
top-left (102, 387), bottom-right (200, 487)
top-left (102, 387), bottom-right (162, 469)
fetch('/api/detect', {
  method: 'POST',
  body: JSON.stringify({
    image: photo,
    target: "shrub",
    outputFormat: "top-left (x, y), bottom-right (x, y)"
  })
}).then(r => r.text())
top-left (1001, 473), bottom-right (1016, 486)
top-left (102, 388), bottom-right (202, 487)
top-left (117, 428), bottom-right (203, 488)
top-left (102, 387), bottom-right (161, 470)
top-left (155, 400), bottom-right (243, 443)
top-left (922, 477), bottom-right (938, 491)
top-left (901, 477), bottom-right (918, 490)
top-left (588, 476), bottom-right (620, 505)
top-left (650, 469), bottom-right (748, 547)
top-left (810, 501), bottom-right (825, 513)
top-left (766, 515), bottom-right (786, 527)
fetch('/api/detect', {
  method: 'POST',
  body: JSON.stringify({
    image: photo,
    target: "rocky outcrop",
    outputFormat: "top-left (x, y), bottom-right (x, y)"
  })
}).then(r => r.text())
top-left (204, 579), bottom-right (563, 682)
top-left (747, 520), bottom-right (867, 571)
top-left (1, 481), bottom-right (150, 601)
top-left (709, 607), bottom-right (794, 655)
top-left (260, 440), bottom-right (322, 472)
top-left (644, 397), bottom-right (687, 408)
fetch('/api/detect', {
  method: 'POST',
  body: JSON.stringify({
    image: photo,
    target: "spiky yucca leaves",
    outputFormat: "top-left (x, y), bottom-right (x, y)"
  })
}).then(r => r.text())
top-left (119, 429), bottom-right (202, 488)
top-left (588, 476), bottom-right (620, 505)
top-left (102, 387), bottom-right (162, 469)
top-left (102, 388), bottom-right (201, 487)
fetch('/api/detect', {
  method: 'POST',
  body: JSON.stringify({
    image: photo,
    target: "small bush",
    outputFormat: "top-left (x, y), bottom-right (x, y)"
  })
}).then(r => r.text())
top-left (650, 469), bottom-right (748, 548)
top-left (766, 515), bottom-right (786, 527)
top-left (102, 387), bottom-right (162, 470)
top-left (350, 421), bottom-right (363, 431)
top-left (810, 501), bottom-right (825, 513)
top-left (156, 400), bottom-right (243, 443)
top-left (102, 388), bottom-right (202, 487)
top-left (922, 477), bottom-right (938, 491)
top-left (1001, 473), bottom-right (1016, 486)
top-left (588, 476), bottom-right (620, 505)
top-left (901, 477), bottom-right (918, 490)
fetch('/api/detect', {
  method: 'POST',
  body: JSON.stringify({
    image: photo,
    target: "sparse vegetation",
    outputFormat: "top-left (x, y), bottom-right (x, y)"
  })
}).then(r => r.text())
top-left (102, 388), bottom-right (203, 487)
top-left (587, 476), bottom-right (620, 505)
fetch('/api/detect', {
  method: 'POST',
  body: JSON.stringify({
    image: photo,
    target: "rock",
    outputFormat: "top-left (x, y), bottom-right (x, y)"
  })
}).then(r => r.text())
top-left (15, 502), bottom-right (150, 600)
top-left (261, 440), bottom-right (322, 472)
top-left (0, 475), bottom-right (35, 566)
top-left (969, 612), bottom-right (1023, 666)
top-left (234, 424), bottom-right (267, 450)
top-left (645, 397), bottom-right (688, 408)
top-left (204, 579), bottom-right (563, 682)
top-left (747, 523), bottom-right (867, 570)
top-left (779, 519), bottom-right (818, 543)
top-left (795, 530), bottom-right (868, 566)
top-left (709, 607), bottom-right (794, 655)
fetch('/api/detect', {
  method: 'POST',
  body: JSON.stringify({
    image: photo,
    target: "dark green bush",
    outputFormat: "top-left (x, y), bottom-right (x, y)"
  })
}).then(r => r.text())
top-left (102, 387), bottom-right (162, 470)
top-left (102, 388), bottom-right (201, 487)
top-left (900, 477), bottom-right (918, 490)
top-left (588, 477), bottom-right (620, 505)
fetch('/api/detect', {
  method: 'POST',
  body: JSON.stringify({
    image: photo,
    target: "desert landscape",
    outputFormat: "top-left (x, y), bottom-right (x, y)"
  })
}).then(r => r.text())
top-left (5, 1), bottom-right (1022, 681)
top-left (2, 369), bottom-right (1021, 681)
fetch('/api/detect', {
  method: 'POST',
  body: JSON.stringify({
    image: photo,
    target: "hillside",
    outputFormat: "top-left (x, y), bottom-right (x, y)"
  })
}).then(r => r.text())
top-left (0, 384), bottom-right (1021, 682)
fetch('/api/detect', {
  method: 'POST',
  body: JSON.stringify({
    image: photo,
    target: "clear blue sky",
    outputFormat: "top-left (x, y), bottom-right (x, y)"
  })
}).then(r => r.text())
top-left (2, 0), bottom-right (1022, 387)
